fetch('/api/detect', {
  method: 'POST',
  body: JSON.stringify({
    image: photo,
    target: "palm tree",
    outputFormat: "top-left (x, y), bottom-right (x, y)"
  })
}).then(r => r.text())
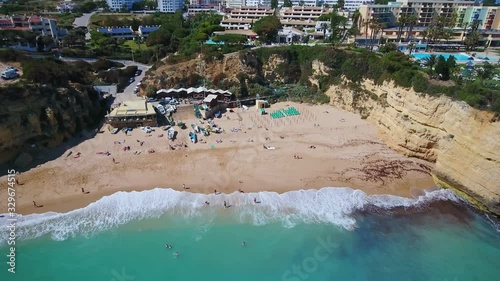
top-left (369, 19), bottom-right (381, 51)
top-left (460, 22), bottom-right (469, 42)
top-left (422, 29), bottom-right (428, 43)
top-left (396, 14), bottom-right (407, 42)
top-left (339, 16), bottom-right (348, 43)
top-left (424, 54), bottom-right (437, 77)
top-left (352, 10), bottom-right (361, 30)
top-left (378, 22), bottom-right (387, 45)
top-left (405, 14), bottom-right (418, 42)
top-left (442, 29), bottom-right (454, 44)
top-left (408, 42), bottom-right (415, 55)
top-left (465, 31), bottom-right (481, 51)
top-left (363, 19), bottom-right (370, 48)
top-left (321, 22), bottom-right (329, 41)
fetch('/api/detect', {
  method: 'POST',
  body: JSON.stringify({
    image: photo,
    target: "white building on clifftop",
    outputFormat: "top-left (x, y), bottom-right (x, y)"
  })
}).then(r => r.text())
top-left (157, 0), bottom-right (185, 13)
top-left (106, 0), bottom-right (142, 11)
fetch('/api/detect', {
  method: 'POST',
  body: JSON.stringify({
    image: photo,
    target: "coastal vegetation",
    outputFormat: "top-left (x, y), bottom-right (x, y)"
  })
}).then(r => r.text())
top-left (81, 12), bottom-right (238, 64)
top-left (252, 15), bottom-right (282, 44)
top-left (0, 49), bottom-right (133, 91)
top-left (236, 46), bottom-right (500, 113)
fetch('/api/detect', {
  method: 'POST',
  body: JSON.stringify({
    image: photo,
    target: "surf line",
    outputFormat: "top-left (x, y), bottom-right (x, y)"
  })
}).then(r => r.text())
top-left (6, 169), bottom-right (17, 274)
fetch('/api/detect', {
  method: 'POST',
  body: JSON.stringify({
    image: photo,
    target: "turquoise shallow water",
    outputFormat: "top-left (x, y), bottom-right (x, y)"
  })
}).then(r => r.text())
top-left (1, 188), bottom-right (499, 281)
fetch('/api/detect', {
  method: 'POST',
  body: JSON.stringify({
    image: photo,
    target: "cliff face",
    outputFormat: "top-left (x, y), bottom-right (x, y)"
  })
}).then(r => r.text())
top-left (325, 78), bottom-right (500, 215)
top-left (0, 84), bottom-right (105, 165)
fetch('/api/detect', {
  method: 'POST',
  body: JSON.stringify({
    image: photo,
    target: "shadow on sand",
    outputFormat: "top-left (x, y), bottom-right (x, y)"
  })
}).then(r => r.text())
top-left (0, 96), bottom-right (115, 177)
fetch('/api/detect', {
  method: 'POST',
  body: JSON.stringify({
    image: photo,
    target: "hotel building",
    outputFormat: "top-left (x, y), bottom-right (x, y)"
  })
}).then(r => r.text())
top-left (106, 0), bottom-right (143, 11)
top-left (220, 5), bottom-right (334, 30)
top-left (157, 0), bottom-right (185, 13)
top-left (357, 0), bottom-right (500, 46)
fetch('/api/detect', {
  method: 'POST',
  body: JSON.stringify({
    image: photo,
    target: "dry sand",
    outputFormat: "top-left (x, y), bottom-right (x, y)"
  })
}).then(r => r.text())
top-left (0, 102), bottom-right (436, 214)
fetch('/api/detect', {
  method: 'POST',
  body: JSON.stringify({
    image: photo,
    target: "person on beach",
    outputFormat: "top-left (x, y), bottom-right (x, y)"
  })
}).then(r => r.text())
top-left (224, 201), bottom-right (227, 208)
top-left (112, 158), bottom-right (116, 164)
top-left (81, 188), bottom-right (90, 194)
top-left (32, 201), bottom-right (43, 208)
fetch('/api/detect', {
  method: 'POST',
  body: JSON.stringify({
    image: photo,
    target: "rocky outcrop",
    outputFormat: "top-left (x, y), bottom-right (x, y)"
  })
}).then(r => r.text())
top-left (0, 84), bottom-right (105, 165)
top-left (326, 79), bottom-right (500, 215)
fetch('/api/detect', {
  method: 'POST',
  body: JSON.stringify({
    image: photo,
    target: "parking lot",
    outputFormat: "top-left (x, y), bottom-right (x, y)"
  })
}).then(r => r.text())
top-left (0, 61), bottom-right (22, 84)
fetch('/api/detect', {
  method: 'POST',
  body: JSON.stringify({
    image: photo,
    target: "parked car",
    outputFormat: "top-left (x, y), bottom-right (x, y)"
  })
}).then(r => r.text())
top-left (129, 77), bottom-right (135, 83)
top-left (1, 69), bottom-right (19, 80)
top-left (141, 126), bottom-right (153, 133)
top-left (134, 87), bottom-right (139, 93)
top-left (6, 66), bottom-right (17, 72)
top-left (159, 97), bottom-right (171, 105)
top-left (147, 98), bottom-right (157, 102)
top-left (156, 104), bottom-right (166, 115)
top-left (135, 69), bottom-right (142, 76)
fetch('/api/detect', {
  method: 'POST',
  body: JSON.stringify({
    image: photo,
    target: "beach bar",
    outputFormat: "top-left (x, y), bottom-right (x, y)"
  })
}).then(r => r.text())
top-left (105, 100), bottom-right (157, 129)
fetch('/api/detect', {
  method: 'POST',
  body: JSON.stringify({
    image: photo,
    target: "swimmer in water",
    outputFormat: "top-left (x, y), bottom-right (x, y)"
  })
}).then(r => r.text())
top-left (174, 252), bottom-right (179, 256)
top-left (242, 241), bottom-right (245, 247)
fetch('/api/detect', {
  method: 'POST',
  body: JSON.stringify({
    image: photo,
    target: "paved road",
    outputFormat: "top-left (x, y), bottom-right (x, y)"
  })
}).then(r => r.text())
top-left (58, 56), bottom-right (151, 103)
top-left (73, 12), bottom-right (96, 27)
top-left (114, 63), bottom-right (150, 104)
top-left (73, 11), bottom-right (96, 40)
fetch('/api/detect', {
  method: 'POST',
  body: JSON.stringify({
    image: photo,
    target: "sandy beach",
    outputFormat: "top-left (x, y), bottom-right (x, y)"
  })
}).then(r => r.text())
top-left (0, 102), bottom-right (436, 214)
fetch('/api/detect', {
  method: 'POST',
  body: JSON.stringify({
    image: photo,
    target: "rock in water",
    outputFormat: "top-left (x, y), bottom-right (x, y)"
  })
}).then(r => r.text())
top-left (14, 152), bottom-right (33, 168)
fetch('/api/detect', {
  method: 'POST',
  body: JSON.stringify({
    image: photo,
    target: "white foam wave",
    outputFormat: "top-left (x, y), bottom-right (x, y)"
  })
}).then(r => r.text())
top-left (0, 187), bottom-right (459, 246)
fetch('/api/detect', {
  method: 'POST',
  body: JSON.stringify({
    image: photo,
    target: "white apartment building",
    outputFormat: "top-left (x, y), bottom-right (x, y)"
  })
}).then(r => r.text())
top-left (280, 6), bottom-right (332, 21)
top-left (157, 0), bottom-right (185, 12)
top-left (220, 6), bottom-right (274, 29)
top-left (245, 0), bottom-right (272, 6)
top-left (226, 0), bottom-right (246, 8)
top-left (344, 0), bottom-right (373, 11)
top-left (359, 0), bottom-right (477, 28)
top-left (187, 4), bottom-right (220, 14)
top-left (277, 0), bottom-right (338, 7)
top-left (106, 0), bottom-right (142, 11)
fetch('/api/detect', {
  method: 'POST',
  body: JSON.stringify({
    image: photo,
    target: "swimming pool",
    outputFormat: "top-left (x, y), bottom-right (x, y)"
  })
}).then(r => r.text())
top-left (412, 53), bottom-right (472, 61)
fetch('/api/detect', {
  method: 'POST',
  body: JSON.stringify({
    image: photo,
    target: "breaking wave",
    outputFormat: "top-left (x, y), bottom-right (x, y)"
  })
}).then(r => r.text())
top-left (0, 187), bottom-right (460, 246)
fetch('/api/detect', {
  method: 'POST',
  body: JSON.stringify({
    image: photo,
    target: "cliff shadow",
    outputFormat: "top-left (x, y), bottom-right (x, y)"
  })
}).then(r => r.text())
top-left (0, 96), bottom-right (115, 177)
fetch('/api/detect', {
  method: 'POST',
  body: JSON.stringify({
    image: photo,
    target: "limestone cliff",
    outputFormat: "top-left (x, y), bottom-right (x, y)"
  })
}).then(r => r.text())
top-left (325, 79), bottom-right (500, 215)
top-left (0, 84), bottom-right (105, 165)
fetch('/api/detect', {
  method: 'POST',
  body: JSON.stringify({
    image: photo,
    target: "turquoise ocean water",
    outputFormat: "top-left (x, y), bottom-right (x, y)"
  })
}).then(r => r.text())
top-left (1, 187), bottom-right (499, 281)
